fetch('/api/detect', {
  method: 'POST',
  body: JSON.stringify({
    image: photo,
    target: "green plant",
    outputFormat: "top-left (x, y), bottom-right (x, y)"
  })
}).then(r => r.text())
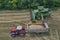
top-left (0, 0), bottom-right (60, 9)
top-left (31, 6), bottom-right (51, 22)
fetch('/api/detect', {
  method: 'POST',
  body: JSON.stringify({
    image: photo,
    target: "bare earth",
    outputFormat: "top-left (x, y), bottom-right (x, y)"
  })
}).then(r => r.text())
top-left (0, 9), bottom-right (60, 40)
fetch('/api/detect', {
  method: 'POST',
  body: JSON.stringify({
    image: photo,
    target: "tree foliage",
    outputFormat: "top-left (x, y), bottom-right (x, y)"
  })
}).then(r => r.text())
top-left (0, 0), bottom-right (60, 9)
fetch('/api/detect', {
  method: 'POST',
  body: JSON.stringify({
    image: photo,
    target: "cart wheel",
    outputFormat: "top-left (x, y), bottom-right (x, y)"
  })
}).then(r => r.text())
top-left (11, 34), bottom-right (16, 37)
top-left (20, 33), bottom-right (25, 37)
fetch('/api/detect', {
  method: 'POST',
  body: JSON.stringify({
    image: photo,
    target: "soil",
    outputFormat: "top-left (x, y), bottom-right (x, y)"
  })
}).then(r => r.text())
top-left (0, 9), bottom-right (60, 40)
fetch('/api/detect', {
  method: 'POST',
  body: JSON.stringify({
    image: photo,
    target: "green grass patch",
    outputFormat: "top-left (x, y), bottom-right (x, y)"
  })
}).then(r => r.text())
top-left (0, 9), bottom-right (29, 13)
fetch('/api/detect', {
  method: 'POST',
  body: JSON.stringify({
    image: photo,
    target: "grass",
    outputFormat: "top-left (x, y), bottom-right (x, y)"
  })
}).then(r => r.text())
top-left (0, 9), bottom-right (29, 13)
